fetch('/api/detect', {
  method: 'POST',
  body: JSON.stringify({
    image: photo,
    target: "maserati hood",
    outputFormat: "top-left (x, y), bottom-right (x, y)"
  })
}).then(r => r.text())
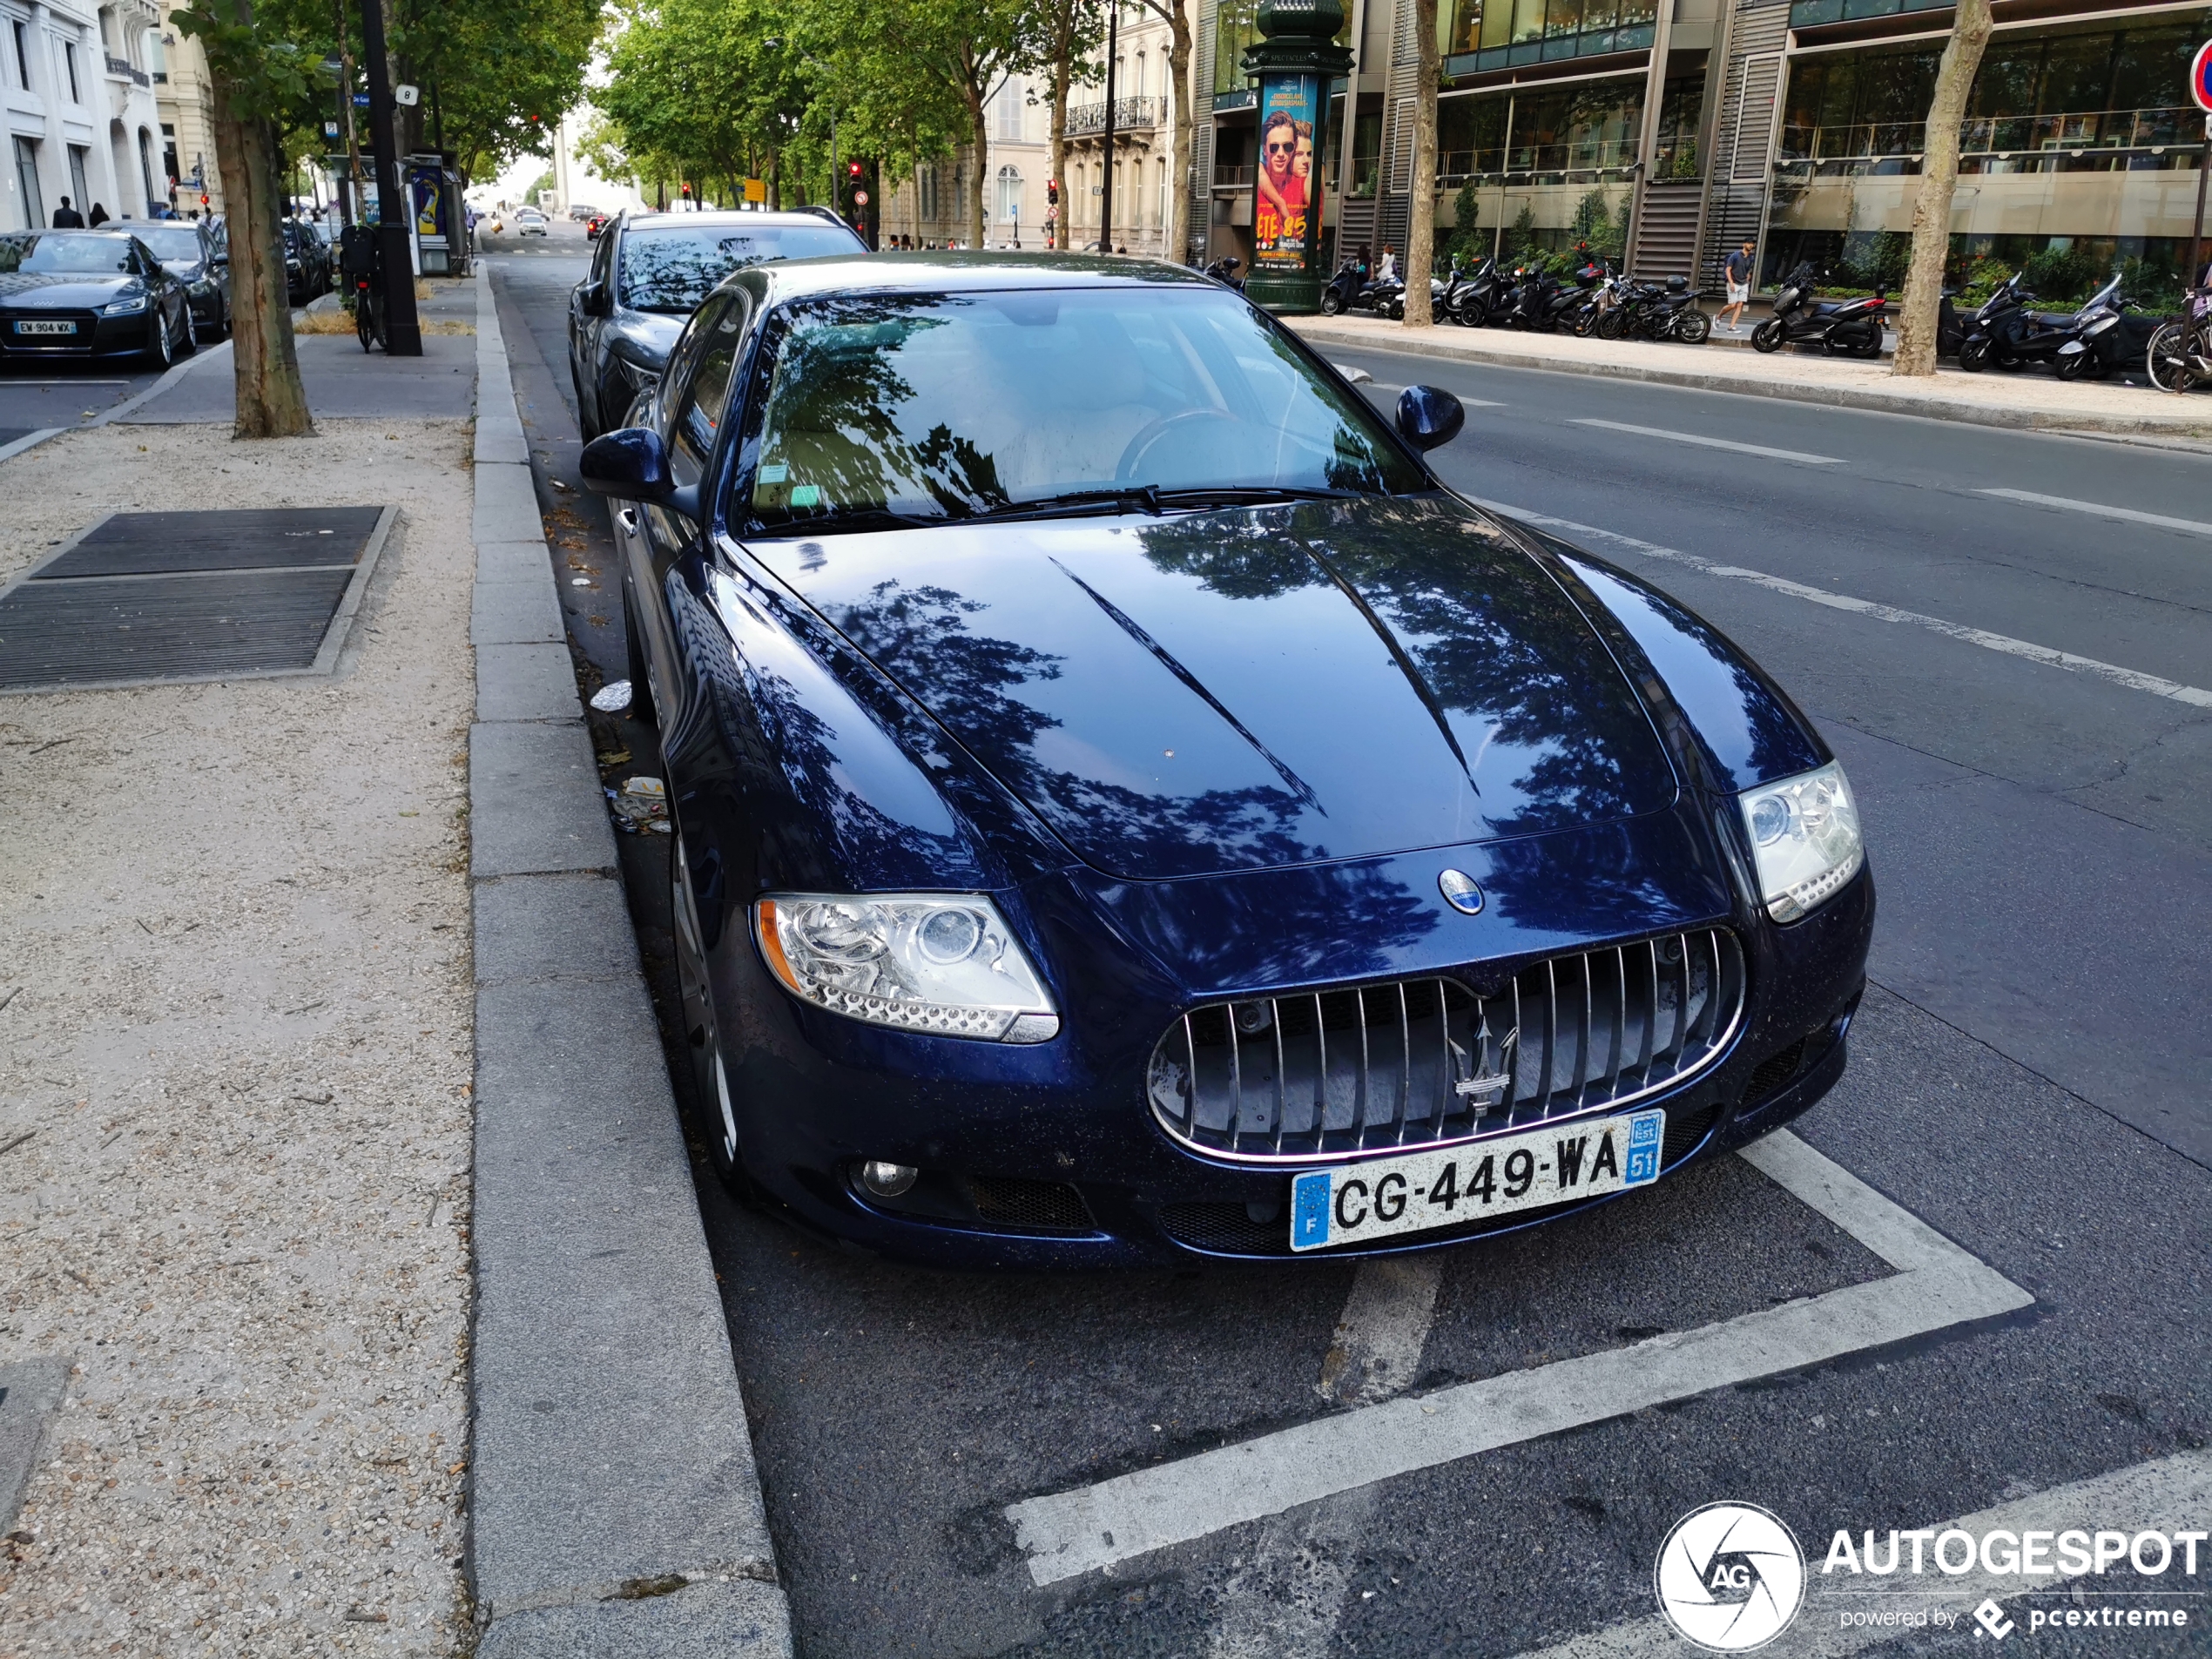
top-left (750, 495), bottom-right (1678, 881)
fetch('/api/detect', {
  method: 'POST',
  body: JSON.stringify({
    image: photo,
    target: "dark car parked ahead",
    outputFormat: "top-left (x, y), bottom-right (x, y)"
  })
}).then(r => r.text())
top-left (577, 253), bottom-right (1874, 1270)
top-left (132, 219), bottom-right (230, 341)
top-left (0, 231), bottom-right (197, 367)
top-left (567, 208), bottom-right (865, 441)
top-left (283, 219), bottom-right (331, 307)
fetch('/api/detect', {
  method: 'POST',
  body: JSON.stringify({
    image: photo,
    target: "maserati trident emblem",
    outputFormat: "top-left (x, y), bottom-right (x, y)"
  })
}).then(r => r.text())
top-left (1452, 1012), bottom-right (1519, 1103)
top-left (1438, 868), bottom-right (1484, 914)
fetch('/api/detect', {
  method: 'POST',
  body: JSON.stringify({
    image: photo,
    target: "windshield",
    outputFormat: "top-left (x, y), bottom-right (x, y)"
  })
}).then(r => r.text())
top-left (0, 233), bottom-right (137, 275)
top-left (137, 226), bottom-right (203, 262)
top-left (745, 288), bottom-right (1426, 530)
top-left (619, 224), bottom-right (860, 312)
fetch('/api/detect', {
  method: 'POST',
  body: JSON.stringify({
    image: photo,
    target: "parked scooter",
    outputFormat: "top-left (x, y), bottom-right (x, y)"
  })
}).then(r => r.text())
top-left (1449, 256), bottom-right (1507, 327)
top-left (1203, 255), bottom-right (1245, 293)
top-left (1320, 257), bottom-right (1397, 317)
top-left (1597, 273), bottom-right (1712, 343)
top-left (1954, 273), bottom-right (2035, 371)
top-left (2052, 273), bottom-right (2137, 381)
top-left (1501, 257), bottom-right (1602, 332)
top-left (1969, 272), bottom-right (2128, 375)
top-left (1751, 262), bottom-right (1887, 356)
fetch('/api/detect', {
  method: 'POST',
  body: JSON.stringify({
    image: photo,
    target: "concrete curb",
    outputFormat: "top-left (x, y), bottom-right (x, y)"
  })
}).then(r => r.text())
top-left (464, 263), bottom-right (793, 1657)
top-left (1289, 319), bottom-right (2212, 440)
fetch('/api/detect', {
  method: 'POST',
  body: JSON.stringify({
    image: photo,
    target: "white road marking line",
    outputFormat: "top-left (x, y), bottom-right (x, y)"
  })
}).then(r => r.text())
top-left (1006, 1132), bottom-right (2031, 1586)
top-left (1363, 382), bottom-right (1504, 405)
top-left (1481, 498), bottom-right (2212, 711)
top-left (1509, 1447), bottom-right (2212, 1659)
top-left (1978, 486), bottom-right (2212, 538)
top-left (1570, 418), bottom-right (1842, 463)
top-left (1317, 1257), bottom-right (1443, 1407)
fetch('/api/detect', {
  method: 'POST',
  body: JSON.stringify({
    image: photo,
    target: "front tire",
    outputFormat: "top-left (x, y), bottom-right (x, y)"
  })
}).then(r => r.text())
top-left (173, 300), bottom-right (197, 356)
top-left (145, 307), bottom-right (173, 369)
top-left (1959, 336), bottom-right (1991, 372)
top-left (1751, 317), bottom-right (1785, 354)
top-left (2147, 321), bottom-right (2197, 394)
top-left (1320, 290), bottom-right (1345, 316)
top-left (671, 829), bottom-right (746, 1194)
top-left (2054, 348), bottom-right (2091, 381)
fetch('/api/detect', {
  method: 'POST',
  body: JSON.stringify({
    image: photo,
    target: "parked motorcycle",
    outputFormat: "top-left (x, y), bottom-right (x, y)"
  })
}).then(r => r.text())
top-left (1448, 256), bottom-right (1507, 327)
top-left (1751, 262), bottom-right (1887, 356)
top-left (1954, 274), bottom-right (2035, 371)
top-left (1596, 273), bottom-right (1712, 344)
top-left (1501, 258), bottom-right (1602, 333)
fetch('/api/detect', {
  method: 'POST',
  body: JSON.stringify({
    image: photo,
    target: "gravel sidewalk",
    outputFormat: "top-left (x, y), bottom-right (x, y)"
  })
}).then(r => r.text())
top-left (0, 420), bottom-right (477, 1656)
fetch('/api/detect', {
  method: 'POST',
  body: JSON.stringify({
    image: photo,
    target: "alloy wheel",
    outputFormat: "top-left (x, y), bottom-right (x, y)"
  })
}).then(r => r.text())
top-left (671, 830), bottom-right (745, 1188)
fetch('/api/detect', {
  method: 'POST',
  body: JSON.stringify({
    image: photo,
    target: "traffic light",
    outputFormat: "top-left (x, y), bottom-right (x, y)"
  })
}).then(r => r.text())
top-left (1048, 179), bottom-right (1060, 206)
top-left (680, 181), bottom-right (692, 203)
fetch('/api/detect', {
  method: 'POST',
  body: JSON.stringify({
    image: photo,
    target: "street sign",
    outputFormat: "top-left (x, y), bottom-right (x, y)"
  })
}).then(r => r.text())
top-left (853, 190), bottom-right (868, 206)
top-left (2192, 39), bottom-right (2212, 111)
top-left (324, 121), bottom-right (339, 138)
top-left (353, 93), bottom-right (369, 106)
top-left (394, 83), bottom-right (419, 107)
top-left (744, 178), bottom-right (765, 203)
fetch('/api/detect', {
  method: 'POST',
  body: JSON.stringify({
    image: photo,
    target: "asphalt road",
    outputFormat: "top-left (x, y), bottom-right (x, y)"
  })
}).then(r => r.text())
top-left (488, 237), bottom-right (2212, 1658)
top-left (0, 355), bottom-right (165, 448)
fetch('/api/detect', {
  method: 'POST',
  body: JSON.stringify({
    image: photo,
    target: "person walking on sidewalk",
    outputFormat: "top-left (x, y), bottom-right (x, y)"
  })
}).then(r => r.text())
top-left (1721, 242), bottom-right (1754, 333)
top-left (51, 196), bottom-right (84, 228)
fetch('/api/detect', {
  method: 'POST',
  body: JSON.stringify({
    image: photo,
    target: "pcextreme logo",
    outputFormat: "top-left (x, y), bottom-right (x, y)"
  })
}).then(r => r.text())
top-left (1655, 1502), bottom-right (1808, 1652)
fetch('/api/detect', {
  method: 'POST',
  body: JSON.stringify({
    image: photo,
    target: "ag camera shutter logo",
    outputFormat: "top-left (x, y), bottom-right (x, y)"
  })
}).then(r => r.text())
top-left (1655, 1502), bottom-right (1807, 1651)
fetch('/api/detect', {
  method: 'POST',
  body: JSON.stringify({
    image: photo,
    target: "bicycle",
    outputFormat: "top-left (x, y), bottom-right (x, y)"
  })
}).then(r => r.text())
top-left (339, 223), bottom-right (388, 353)
top-left (2146, 287), bottom-right (2210, 394)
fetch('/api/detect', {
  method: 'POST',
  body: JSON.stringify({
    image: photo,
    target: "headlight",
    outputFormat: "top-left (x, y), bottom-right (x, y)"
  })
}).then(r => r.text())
top-left (756, 893), bottom-right (1058, 1042)
top-left (102, 294), bottom-right (149, 315)
top-left (1737, 761), bottom-right (1863, 922)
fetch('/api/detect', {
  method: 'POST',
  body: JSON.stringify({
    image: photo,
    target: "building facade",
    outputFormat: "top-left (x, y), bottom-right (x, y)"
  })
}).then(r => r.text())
top-left (152, 0), bottom-right (217, 216)
top-left (1192, 0), bottom-right (2212, 298)
top-left (3, 0), bottom-right (165, 232)
top-left (885, 3), bottom-right (1189, 257)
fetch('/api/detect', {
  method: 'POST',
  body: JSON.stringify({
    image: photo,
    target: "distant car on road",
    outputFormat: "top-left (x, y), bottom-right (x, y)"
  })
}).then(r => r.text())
top-left (576, 252), bottom-right (1874, 1268)
top-left (516, 209), bottom-right (548, 238)
top-left (568, 204), bottom-right (602, 222)
top-left (586, 215), bottom-right (609, 241)
top-left (565, 208), bottom-right (865, 441)
top-left (0, 230), bottom-right (198, 367)
top-left (132, 219), bottom-right (230, 342)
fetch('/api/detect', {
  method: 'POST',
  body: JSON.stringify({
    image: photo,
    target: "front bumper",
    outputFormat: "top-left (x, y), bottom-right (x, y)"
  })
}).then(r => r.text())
top-left (0, 312), bottom-right (153, 359)
top-left (707, 834), bottom-right (1874, 1271)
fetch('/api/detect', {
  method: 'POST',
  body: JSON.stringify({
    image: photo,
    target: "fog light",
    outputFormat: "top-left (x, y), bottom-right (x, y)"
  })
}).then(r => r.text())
top-left (860, 1160), bottom-right (919, 1198)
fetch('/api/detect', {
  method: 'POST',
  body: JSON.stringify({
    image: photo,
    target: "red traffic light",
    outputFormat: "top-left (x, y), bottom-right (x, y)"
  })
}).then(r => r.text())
top-left (680, 182), bottom-right (692, 196)
top-left (846, 160), bottom-right (863, 177)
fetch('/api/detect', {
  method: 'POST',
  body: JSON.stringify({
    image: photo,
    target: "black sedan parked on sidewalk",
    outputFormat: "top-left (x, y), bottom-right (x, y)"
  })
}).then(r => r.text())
top-left (0, 231), bottom-right (196, 367)
top-left (580, 253), bottom-right (1873, 1269)
top-left (567, 208), bottom-right (865, 442)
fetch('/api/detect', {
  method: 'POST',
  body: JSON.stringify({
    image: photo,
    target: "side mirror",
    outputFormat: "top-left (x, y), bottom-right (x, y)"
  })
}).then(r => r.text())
top-left (579, 280), bottom-right (611, 316)
top-left (580, 427), bottom-right (676, 502)
top-left (1395, 385), bottom-right (1465, 453)
top-left (210, 253), bottom-right (228, 266)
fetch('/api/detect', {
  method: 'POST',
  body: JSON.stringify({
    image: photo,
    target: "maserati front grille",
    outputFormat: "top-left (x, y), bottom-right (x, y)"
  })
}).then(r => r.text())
top-left (1146, 929), bottom-right (1745, 1164)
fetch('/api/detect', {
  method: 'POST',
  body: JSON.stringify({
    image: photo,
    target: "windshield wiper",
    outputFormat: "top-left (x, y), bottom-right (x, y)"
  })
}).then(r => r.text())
top-left (958, 484), bottom-right (1366, 525)
top-left (1150, 486), bottom-right (1366, 508)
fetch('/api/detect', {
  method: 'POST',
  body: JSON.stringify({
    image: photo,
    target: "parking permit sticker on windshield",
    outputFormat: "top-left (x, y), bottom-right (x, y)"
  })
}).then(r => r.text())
top-left (1288, 1109), bottom-right (1665, 1252)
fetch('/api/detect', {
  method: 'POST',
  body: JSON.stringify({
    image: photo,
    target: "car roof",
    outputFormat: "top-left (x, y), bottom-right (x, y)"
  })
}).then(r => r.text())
top-left (744, 249), bottom-right (1214, 305)
top-left (619, 209), bottom-right (854, 233)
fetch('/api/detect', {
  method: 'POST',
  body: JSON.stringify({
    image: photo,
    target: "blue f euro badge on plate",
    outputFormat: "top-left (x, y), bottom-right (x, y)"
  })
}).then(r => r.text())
top-left (1286, 1107), bottom-right (1667, 1251)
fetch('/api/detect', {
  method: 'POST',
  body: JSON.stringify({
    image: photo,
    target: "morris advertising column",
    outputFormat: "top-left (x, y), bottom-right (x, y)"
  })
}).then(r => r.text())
top-left (1240, 0), bottom-right (1355, 314)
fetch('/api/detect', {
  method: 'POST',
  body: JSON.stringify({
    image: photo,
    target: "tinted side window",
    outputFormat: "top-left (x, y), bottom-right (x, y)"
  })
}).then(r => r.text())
top-left (590, 224), bottom-right (615, 287)
top-left (669, 294), bottom-right (748, 488)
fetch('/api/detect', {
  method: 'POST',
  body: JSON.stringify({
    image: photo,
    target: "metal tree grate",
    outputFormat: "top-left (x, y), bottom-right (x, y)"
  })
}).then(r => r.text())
top-left (0, 506), bottom-right (394, 694)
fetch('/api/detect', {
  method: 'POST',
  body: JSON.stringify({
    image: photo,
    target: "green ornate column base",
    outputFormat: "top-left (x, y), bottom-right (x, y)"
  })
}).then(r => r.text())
top-left (1244, 267), bottom-right (1326, 315)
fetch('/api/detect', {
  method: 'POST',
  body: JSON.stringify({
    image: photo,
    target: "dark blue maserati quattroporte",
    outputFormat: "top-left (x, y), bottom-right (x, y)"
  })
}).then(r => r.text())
top-left (580, 253), bottom-right (1872, 1267)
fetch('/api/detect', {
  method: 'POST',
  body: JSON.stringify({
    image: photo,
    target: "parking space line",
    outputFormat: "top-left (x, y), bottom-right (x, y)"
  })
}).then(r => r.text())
top-left (1570, 418), bottom-right (1842, 463)
top-left (1508, 1447), bottom-right (2212, 1658)
top-left (1482, 499), bottom-right (2212, 711)
top-left (1316, 1258), bottom-right (1443, 1406)
top-left (1005, 1132), bottom-right (2031, 1586)
top-left (1977, 487), bottom-right (2212, 538)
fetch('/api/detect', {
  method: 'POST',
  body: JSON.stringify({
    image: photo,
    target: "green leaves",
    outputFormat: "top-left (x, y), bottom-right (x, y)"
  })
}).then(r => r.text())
top-left (172, 0), bottom-right (316, 123)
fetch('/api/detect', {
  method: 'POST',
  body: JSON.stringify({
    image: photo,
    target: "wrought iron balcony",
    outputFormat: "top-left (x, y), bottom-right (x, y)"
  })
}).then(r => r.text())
top-left (1067, 95), bottom-right (1161, 137)
top-left (105, 54), bottom-right (149, 85)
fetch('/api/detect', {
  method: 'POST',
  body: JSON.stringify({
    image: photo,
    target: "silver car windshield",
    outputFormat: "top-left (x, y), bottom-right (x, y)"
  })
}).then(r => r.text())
top-left (745, 287), bottom-right (1425, 529)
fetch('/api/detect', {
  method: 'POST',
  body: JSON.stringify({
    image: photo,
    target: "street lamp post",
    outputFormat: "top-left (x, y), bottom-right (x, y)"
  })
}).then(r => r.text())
top-left (355, 0), bottom-right (421, 354)
top-left (1241, 0), bottom-right (1353, 314)
top-left (1099, 2), bottom-right (1118, 252)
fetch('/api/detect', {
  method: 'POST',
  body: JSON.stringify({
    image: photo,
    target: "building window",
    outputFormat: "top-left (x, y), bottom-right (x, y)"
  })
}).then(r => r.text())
top-left (64, 38), bottom-right (81, 101)
top-left (1156, 157), bottom-right (1167, 230)
top-left (10, 19), bottom-right (28, 90)
top-left (138, 126), bottom-right (156, 211)
top-left (68, 144), bottom-right (90, 215)
top-left (11, 135), bottom-right (42, 232)
top-left (995, 163), bottom-right (1022, 222)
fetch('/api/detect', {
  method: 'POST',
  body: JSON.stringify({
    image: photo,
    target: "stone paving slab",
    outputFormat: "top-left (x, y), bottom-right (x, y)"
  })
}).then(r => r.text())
top-left (0, 1357), bottom-right (69, 1534)
top-left (116, 334), bottom-right (481, 423)
top-left (471, 576), bottom-right (567, 647)
top-left (1291, 313), bottom-right (2212, 438)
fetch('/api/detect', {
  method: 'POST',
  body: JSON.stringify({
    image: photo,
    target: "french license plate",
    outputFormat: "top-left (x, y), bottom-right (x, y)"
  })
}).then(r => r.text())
top-left (13, 320), bottom-right (77, 335)
top-left (1290, 1109), bottom-right (1664, 1252)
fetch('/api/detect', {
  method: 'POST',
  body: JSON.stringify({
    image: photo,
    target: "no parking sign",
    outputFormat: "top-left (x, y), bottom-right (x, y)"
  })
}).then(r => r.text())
top-left (2193, 38), bottom-right (2212, 113)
